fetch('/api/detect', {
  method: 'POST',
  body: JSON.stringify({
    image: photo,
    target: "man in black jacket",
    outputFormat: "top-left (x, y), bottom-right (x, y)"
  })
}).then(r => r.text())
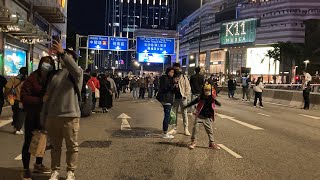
top-left (190, 67), bottom-right (204, 98)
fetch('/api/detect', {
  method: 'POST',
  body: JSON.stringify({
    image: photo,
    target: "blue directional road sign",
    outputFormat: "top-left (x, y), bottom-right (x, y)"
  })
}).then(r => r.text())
top-left (136, 37), bottom-right (175, 55)
top-left (109, 37), bottom-right (129, 51)
top-left (88, 35), bottom-right (109, 50)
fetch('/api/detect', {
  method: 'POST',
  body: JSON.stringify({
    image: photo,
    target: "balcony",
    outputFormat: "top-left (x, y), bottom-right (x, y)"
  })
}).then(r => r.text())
top-left (33, 0), bottom-right (66, 23)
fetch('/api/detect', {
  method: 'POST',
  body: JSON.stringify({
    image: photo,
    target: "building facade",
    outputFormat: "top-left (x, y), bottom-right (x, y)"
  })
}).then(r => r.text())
top-left (0, 0), bottom-right (67, 76)
top-left (178, 0), bottom-right (320, 83)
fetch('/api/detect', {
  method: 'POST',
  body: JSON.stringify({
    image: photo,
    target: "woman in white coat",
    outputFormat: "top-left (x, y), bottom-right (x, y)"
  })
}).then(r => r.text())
top-left (253, 77), bottom-right (264, 108)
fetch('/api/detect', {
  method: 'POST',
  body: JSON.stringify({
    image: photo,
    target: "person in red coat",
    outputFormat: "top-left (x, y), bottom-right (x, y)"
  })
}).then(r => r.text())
top-left (20, 56), bottom-right (56, 179)
top-left (87, 72), bottom-right (100, 112)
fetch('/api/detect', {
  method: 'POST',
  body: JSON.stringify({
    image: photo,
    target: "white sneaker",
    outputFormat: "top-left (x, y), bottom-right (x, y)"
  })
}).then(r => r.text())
top-left (19, 130), bottom-right (24, 135)
top-left (184, 129), bottom-right (191, 136)
top-left (167, 129), bottom-right (177, 135)
top-left (253, 106), bottom-right (257, 108)
top-left (15, 130), bottom-right (23, 135)
top-left (66, 171), bottom-right (75, 180)
top-left (49, 170), bottom-right (59, 180)
top-left (260, 106), bottom-right (264, 109)
top-left (162, 133), bottom-right (174, 139)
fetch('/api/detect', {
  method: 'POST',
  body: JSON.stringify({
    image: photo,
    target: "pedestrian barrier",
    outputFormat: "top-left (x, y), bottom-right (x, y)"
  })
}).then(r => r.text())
top-left (220, 87), bottom-right (320, 110)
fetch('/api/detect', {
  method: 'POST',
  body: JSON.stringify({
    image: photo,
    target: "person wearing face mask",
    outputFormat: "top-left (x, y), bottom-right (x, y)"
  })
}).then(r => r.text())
top-left (42, 41), bottom-right (83, 180)
top-left (5, 67), bottom-right (28, 135)
top-left (20, 56), bottom-right (55, 180)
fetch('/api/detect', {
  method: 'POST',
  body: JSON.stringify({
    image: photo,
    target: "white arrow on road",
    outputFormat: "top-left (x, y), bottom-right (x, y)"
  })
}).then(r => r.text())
top-left (118, 113), bottom-right (132, 130)
top-left (14, 154), bottom-right (22, 161)
top-left (299, 114), bottom-right (320, 120)
top-left (216, 113), bottom-right (264, 130)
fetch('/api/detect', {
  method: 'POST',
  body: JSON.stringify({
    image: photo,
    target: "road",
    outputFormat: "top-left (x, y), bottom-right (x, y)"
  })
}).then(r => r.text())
top-left (0, 93), bottom-right (320, 180)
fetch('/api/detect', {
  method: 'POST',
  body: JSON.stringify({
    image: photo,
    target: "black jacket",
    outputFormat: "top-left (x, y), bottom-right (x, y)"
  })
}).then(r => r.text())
top-left (228, 79), bottom-right (237, 91)
top-left (190, 73), bottom-right (204, 94)
top-left (156, 75), bottom-right (174, 104)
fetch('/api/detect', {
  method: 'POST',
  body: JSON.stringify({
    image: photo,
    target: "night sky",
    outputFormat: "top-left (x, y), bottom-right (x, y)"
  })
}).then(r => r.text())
top-left (68, 0), bottom-right (200, 35)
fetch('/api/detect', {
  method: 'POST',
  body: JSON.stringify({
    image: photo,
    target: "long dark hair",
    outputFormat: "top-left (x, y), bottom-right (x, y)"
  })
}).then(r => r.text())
top-left (256, 77), bottom-right (262, 86)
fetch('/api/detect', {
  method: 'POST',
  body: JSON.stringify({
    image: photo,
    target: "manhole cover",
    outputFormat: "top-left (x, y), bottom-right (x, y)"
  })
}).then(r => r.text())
top-left (112, 128), bottom-right (161, 138)
top-left (79, 141), bottom-right (112, 148)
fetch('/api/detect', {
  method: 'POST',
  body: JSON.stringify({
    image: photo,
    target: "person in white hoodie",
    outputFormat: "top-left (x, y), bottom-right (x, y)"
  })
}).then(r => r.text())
top-left (253, 77), bottom-right (264, 108)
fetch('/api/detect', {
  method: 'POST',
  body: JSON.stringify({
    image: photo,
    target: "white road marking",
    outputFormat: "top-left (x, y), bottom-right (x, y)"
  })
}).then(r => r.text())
top-left (257, 113), bottom-right (270, 117)
top-left (216, 113), bottom-right (264, 130)
top-left (121, 119), bottom-right (131, 130)
top-left (14, 154), bottom-right (22, 161)
top-left (218, 144), bottom-right (243, 159)
top-left (299, 114), bottom-right (320, 120)
top-left (0, 118), bottom-right (13, 128)
top-left (264, 102), bottom-right (291, 107)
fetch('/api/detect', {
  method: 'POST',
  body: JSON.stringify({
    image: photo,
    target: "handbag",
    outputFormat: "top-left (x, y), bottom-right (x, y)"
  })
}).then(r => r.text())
top-left (91, 81), bottom-right (100, 98)
top-left (29, 131), bottom-right (47, 157)
top-left (7, 79), bottom-right (22, 105)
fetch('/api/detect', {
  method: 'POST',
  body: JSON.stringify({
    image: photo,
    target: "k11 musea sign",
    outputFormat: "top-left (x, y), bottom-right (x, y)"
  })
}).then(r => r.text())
top-left (220, 18), bottom-right (257, 45)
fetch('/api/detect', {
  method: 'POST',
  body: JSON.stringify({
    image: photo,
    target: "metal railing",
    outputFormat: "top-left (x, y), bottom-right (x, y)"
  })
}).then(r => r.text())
top-left (262, 84), bottom-right (320, 93)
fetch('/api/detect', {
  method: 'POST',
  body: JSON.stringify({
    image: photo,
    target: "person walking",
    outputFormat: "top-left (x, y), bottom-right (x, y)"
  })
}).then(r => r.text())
top-left (87, 73), bottom-right (100, 113)
top-left (107, 74), bottom-right (117, 105)
top-left (0, 74), bottom-right (7, 117)
top-left (5, 67), bottom-right (28, 135)
top-left (302, 76), bottom-right (311, 110)
top-left (99, 74), bottom-right (112, 113)
top-left (170, 63), bottom-right (191, 136)
top-left (227, 77), bottom-right (237, 99)
top-left (184, 83), bottom-right (221, 150)
top-left (147, 73), bottom-right (155, 99)
top-left (242, 74), bottom-right (251, 101)
top-left (20, 56), bottom-right (55, 179)
top-left (156, 67), bottom-right (176, 139)
top-left (114, 76), bottom-right (122, 99)
top-left (253, 77), bottom-right (264, 108)
top-left (153, 76), bottom-right (159, 97)
top-left (42, 41), bottom-right (83, 180)
top-left (190, 67), bottom-right (204, 102)
top-left (138, 76), bottom-right (147, 99)
top-left (131, 76), bottom-right (139, 99)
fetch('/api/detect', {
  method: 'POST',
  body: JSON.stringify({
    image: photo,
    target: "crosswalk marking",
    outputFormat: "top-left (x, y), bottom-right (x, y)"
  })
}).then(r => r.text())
top-left (299, 114), bottom-right (320, 120)
top-left (218, 144), bottom-right (243, 159)
top-left (216, 113), bottom-right (264, 130)
top-left (257, 113), bottom-right (270, 117)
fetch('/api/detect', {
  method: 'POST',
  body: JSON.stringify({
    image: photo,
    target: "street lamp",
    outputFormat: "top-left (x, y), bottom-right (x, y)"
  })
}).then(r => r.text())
top-left (190, 55), bottom-right (194, 60)
top-left (304, 60), bottom-right (310, 70)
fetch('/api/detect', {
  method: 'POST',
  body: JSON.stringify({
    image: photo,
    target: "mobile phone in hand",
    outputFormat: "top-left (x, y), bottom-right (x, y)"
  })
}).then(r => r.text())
top-left (52, 35), bottom-right (61, 43)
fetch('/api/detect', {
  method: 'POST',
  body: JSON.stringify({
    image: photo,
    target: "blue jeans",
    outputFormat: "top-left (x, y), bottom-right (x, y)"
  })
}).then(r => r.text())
top-left (162, 105), bottom-right (171, 132)
top-left (132, 87), bottom-right (139, 99)
top-left (148, 87), bottom-right (154, 98)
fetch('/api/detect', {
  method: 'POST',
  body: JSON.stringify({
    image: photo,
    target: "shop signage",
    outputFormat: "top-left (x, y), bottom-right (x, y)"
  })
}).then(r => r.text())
top-left (109, 37), bottom-right (128, 51)
top-left (220, 18), bottom-right (257, 45)
top-left (136, 37), bottom-right (175, 55)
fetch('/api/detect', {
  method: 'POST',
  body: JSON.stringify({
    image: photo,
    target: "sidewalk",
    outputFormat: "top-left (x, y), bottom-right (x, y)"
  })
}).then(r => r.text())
top-left (0, 106), bottom-right (12, 119)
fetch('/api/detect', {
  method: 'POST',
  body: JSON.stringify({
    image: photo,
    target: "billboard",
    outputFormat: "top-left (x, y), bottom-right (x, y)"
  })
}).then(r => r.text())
top-left (246, 47), bottom-right (280, 75)
top-left (138, 53), bottom-right (165, 63)
top-left (220, 18), bottom-right (257, 45)
top-left (88, 35), bottom-right (108, 50)
top-left (136, 37), bottom-right (175, 54)
top-left (4, 46), bottom-right (27, 76)
top-left (109, 37), bottom-right (128, 51)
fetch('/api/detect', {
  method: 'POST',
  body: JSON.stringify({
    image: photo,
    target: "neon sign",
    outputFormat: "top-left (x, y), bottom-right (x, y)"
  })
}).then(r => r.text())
top-left (220, 18), bottom-right (257, 45)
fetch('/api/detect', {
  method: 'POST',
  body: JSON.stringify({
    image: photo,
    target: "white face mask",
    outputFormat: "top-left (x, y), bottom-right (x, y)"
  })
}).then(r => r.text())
top-left (41, 62), bottom-right (53, 72)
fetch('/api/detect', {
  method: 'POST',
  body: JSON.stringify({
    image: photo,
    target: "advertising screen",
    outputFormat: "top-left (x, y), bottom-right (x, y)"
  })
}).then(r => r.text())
top-left (138, 53), bottom-right (165, 63)
top-left (136, 37), bottom-right (175, 54)
top-left (246, 47), bottom-right (280, 75)
top-left (220, 18), bottom-right (257, 45)
top-left (4, 46), bottom-right (27, 76)
top-left (88, 35), bottom-right (109, 50)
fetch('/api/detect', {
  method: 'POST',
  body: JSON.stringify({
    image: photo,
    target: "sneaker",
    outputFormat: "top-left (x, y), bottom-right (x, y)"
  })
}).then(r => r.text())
top-left (253, 106), bottom-right (257, 108)
top-left (66, 171), bottom-right (75, 180)
top-left (22, 169), bottom-right (32, 180)
top-left (241, 99), bottom-right (244, 101)
top-left (209, 143), bottom-right (221, 150)
top-left (184, 129), bottom-right (191, 136)
top-left (189, 142), bottom-right (196, 149)
top-left (49, 170), bottom-right (59, 180)
top-left (167, 129), bottom-right (177, 135)
top-left (91, 111), bottom-right (96, 114)
top-left (15, 130), bottom-right (23, 135)
top-left (260, 106), bottom-right (264, 109)
top-left (162, 133), bottom-right (174, 139)
top-left (33, 164), bottom-right (51, 174)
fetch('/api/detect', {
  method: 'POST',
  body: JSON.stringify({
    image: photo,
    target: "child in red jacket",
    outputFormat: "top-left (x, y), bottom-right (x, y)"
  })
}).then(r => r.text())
top-left (184, 83), bottom-right (221, 150)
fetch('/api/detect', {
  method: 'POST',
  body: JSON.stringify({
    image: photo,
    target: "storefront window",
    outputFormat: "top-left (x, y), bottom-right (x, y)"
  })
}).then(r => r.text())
top-left (199, 53), bottom-right (206, 67)
top-left (4, 45), bottom-right (27, 76)
top-left (210, 50), bottom-right (225, 75)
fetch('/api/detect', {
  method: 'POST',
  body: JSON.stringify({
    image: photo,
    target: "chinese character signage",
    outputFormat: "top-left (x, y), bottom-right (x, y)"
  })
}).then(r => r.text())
top-left (109, 37), bottom-right (128, 51)
top-left (136, 37), bottom-right (175, 55)
top-left (88, 35), bottom-right (109, 50)
top-left (220, 18), bottom-right (257, 45)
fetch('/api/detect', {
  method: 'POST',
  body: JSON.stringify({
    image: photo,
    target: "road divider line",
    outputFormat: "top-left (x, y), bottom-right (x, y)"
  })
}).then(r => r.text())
top-left (264, 102), bottom-right (293, 108)
top-left (216, 113), bottom-right (264, 130)
top-left (218, 144), bottom-right (243, 159)
top-left (299, 114), bottom-right (320, 120)
top-left (14, 154), bottom-right (22, 161)
top-left (0, 118), bottom-right (13, 128)
top-left (257, 113), bottom-right (270, 117)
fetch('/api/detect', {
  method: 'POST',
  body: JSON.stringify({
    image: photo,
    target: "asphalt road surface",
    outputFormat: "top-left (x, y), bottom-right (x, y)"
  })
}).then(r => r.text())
top-left (1, 92), bottom-right (320, 180)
